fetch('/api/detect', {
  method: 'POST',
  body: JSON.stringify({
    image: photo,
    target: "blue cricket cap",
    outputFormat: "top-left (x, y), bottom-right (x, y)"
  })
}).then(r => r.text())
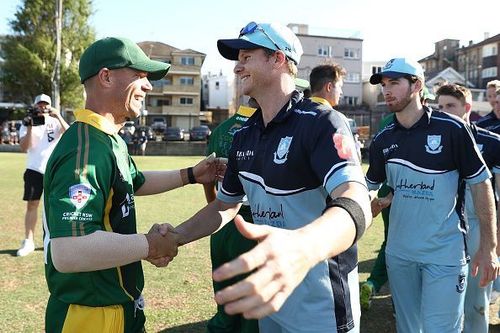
top-left (217, 22), bottom-right (303, 64)
top-left (370, 58), bottom-right (424, 85)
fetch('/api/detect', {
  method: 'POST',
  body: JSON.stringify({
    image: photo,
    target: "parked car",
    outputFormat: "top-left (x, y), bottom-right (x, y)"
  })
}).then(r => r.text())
top-left (347, 118), bottom-right (358, 135)
top-left (189, 125), bottom-right (211, 141)
top-left (134, 126), bottom-right (155, 141)
top-left (150, 117), bottom-right (167, 133)
top-left (164, 127), bottom-right (185, 141)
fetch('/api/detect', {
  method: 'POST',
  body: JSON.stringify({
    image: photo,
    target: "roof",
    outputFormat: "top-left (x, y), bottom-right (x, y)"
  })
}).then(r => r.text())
top-left (137, 41), bottom-right (179, 57)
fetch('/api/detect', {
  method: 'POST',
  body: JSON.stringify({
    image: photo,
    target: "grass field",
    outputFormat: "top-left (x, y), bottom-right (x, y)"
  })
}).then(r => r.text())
top-left (1, 152), bottom-right (499, 332)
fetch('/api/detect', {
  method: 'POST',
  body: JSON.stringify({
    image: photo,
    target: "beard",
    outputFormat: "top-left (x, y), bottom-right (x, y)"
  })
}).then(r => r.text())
top-left (386, 88), bottom-right (413, 113)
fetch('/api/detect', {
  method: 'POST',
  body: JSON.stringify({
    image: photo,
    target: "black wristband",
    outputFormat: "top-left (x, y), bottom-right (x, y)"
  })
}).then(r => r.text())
top-left (187, 167), bottom-right (196, 184)
top-left (323, 197), bottom-right (366, 245)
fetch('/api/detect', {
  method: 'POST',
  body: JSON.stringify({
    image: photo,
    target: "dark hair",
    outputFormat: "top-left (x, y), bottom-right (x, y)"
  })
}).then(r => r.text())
top-left (436, 84), bottom-right (471, 105)
top-left (309, 63), bottom-right (346, 93)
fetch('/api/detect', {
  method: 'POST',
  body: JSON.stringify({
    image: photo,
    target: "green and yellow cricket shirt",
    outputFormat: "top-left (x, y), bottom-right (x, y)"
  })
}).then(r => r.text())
top-left (43, 108), bottom-right (146, 307)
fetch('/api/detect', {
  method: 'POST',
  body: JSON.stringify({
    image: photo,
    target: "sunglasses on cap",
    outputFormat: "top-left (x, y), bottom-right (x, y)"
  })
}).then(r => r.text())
top-left (239, 21), bottom-right (284, 55)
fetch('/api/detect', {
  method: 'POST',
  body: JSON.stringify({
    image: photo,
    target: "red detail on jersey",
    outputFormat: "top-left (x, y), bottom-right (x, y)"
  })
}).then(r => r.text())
top-left (333, 133), bottom-right (354, 160)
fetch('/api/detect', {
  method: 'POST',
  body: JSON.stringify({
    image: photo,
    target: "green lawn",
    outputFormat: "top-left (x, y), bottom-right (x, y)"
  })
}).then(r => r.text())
top-left (1, 152), bottom-right (498, 332)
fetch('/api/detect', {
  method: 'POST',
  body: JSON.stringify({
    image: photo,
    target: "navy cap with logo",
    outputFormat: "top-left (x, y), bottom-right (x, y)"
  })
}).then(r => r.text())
top-left (217, 22), bottom-right (303, 65)
top-left (370, 58), bottom-right (424, 85)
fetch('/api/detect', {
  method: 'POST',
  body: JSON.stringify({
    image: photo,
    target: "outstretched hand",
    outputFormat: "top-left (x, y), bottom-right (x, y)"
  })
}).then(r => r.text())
top-left (212, 215), bottom-right (314, 319)
top-left (193, 153), bottom-right (228, 184)
top-left (371, 193), bottom-right (392, 217)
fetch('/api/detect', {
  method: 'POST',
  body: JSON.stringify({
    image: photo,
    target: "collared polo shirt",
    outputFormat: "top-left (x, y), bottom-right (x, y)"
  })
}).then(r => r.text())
top-left (43, 109), bottom-right (146, 306)
top-left (366, 107), bottom-right (491, 265)
top-left (217, 91), bottom-right (366, 332)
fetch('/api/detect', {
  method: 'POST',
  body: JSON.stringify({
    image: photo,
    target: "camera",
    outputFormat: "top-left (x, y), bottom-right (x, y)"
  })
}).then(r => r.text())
top-left (22, 107), bottom-right (46, 126)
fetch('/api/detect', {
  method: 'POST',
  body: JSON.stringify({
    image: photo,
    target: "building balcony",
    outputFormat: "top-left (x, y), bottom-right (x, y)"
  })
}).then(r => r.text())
top-left (146, 104), bottom-right (201, 115)
top-left (151, 85), bottom-right (200, 95)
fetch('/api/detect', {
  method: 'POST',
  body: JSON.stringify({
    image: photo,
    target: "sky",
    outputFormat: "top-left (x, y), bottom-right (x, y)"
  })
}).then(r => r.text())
top-left (1, 0), bottom-right (499, 78)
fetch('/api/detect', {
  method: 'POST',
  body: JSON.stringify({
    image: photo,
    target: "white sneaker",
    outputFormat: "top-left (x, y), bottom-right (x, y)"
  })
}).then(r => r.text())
top-left (16, 239), bottom-right (35, 257)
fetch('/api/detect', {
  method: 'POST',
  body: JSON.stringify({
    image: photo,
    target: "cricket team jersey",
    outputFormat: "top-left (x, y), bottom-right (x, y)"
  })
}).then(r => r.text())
top-left (464, 125), bottom-right (500, 230)
top-left (217, 91), bottom-right (366, 332)
top-left (43, 109), bottom-right (146, 306)
top-left (366, 107), bottom-right (491, 265)
top-left (207, 106), bottom-right (255, 221)
top-left (476, 111), bottom-right (500, 134)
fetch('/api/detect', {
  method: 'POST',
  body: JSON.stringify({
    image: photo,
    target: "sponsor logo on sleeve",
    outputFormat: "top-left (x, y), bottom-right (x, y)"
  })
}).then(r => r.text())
top-left (69, 184), bottom-right (92, 210)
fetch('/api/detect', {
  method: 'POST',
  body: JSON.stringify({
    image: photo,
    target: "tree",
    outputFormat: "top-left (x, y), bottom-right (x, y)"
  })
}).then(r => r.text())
top-left (1, 0), bottom-right (95, 109)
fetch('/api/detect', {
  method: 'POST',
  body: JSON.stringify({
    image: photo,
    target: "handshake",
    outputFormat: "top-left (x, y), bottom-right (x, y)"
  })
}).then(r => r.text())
top-left (144, 223), bottom-right (181, 267)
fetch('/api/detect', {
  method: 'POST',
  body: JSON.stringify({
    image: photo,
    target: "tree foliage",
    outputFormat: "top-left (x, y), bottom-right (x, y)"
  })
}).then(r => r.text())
top-left (1, 0), bottom-right (95, 109)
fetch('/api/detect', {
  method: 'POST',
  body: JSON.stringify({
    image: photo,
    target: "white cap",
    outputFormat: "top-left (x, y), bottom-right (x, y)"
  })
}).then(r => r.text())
top-left (34, 94), bottom-right (51, 106)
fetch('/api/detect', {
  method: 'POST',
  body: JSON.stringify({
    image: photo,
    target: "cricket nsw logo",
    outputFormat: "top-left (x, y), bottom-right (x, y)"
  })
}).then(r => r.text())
top-left (425, 135), bottom-right (442, 154)
top-left (69, 184), bottom-right (92, 210)
top-left (273, 136), bottom-right (293, 164)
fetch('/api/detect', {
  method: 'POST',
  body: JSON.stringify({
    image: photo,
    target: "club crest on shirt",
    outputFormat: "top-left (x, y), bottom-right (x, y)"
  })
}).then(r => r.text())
top-left (273, 136), bottom-right (293, 164)
top-left (425, 135), bottom-right (442, 154)
top-left (69, 183), bottom-right (92, 210)
top-left (456, 273), bottom-right (466, 293)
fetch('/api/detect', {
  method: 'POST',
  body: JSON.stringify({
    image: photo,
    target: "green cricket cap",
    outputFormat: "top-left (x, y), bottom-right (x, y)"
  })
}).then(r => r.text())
top-left (79, 37), bottom-right (171, 83)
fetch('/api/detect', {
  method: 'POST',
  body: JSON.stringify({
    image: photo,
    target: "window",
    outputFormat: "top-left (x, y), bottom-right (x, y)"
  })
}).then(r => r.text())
top-left (345, 72), bottom-right (360, 83)
top-left (317, 45), bottom-right (332, 57)
top-left (343, 96), bottom-right (358, 106)
top-left (157, 99), bottom-right (171, 106)
top-left (151, 78), bottom-right (171, 88)
top-left (344, 48), bottom-right (360, 59)
top-left (482, 43), bottom-right (498, 57)
top-left (181, 57), bottom-right (195, 65)
top-left (482, 67), bottom-right (498, 78)
top-left (180, 77), bottom-right (194, 85)
top-left (215, 81), bottom-right (220, 90)
top-left (180, 97), bottom-right (193, 105)
top-left (371, 66), bottom-right (382, 75)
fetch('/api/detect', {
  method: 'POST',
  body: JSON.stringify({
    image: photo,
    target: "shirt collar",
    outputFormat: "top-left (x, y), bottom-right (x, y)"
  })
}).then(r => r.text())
top-left (309, 96), bottom-right (332, 108)
top-left (393, 105), bottom-right (433, 130)
top-left (74, 109), bottom-right (118, 135)
top-left (236, 105), bottom-right (257, 118)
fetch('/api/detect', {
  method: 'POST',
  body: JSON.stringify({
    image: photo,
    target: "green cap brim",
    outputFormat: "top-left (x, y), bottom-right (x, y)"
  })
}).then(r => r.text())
top-left (130, 60), bottom-right (171, 81)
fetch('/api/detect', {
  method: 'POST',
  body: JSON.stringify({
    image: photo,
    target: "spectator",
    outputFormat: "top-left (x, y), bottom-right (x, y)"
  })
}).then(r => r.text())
top-left (16, 94), bottom-right (69, 256)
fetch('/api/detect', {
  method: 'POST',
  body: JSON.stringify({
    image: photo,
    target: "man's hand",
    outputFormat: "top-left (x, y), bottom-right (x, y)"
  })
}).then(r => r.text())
top-left (371, 193), bottom-right (392, 217)
top-left (48, 107), bottom-right (61, 118)
top-left (212, 215), bottom-right (314, 319)
top-left (145, 223), bottom-right (179, 267)
top-left (193, 153), bottom-right (228, 184)
top-left (471, 248), bottom-right (500, 287)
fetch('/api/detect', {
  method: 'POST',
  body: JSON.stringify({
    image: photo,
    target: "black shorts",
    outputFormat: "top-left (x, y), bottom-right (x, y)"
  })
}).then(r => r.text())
top-left (23, 169), bottom-right (44, 201)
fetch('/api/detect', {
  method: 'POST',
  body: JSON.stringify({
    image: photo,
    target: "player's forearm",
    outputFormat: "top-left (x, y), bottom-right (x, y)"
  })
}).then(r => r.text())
top-left (471, 180), bottom-right (497, 252)
top-left (203, 182), bottom-right (217, 204)
top-left (51, 231), bottom-right (149, 273)
top-left (174, 199), bottom-right (240, 246)
top-left (135, 170), bottom-right (185, 195)
top-left (300, 181), bottom-right (372, 264)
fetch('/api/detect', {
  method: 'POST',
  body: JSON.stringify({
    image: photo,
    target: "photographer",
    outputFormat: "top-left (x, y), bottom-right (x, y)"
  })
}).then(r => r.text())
top-left (17, 94), bottom-right (69, 256)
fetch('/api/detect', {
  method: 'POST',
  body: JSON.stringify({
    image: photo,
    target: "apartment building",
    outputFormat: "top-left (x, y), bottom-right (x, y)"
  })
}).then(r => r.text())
top-left (288, 23), bottom-right (364, 108)
top-left (418, 33), bottom-right (499, 89)
top-left (138, 41), bottom-right (205, 130)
